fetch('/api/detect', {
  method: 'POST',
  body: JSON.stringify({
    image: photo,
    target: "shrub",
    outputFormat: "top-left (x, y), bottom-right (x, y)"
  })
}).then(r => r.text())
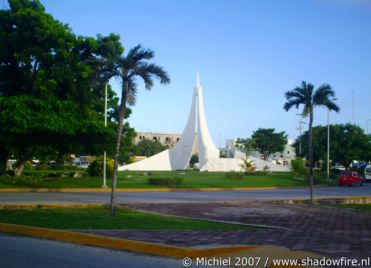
top-left (51, 165), bottom-right (78, 170)
top-left (46, 173), bottom-right (62, 178)
top-left (88, 156), bottom-right (114, 177)
top-left (0, 176), bottom-right (42, 186)
top-left (148, 177), bottom-right (183, 186)
top-left (24, 161), bottom-right (32, 170)
top-left (35, 163), bottom-right (47, 170)
top-left (291, 157), bottom-right (307, 178)
top-left (225, 172), bottom-right (244, 180)
top-left (253, 171), bottom-right (271, 176)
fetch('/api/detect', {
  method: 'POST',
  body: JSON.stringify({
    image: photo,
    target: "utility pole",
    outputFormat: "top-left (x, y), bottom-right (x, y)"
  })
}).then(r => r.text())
top-left (327, 98), bottom-right (337, 181)
top-left (327, 109), bottom-right (330, 181)
top-left (102, 84), bottom-right (108, 188)
top-left (352, 89), bottom-right (355, 124)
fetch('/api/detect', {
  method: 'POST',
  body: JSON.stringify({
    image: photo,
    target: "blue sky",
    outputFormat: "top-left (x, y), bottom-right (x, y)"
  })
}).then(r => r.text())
top-left (34, 1), bottom-right (371, 144)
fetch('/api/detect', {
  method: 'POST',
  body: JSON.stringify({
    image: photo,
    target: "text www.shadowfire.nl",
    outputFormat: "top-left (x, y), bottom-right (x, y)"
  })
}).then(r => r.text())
top-left (181, 256), bottom-right (371, 267)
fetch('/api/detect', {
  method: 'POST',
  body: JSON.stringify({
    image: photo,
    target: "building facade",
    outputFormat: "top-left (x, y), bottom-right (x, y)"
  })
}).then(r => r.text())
top-left (134, 131), bottom-right (199, 154)
top-left (134, 132), bottom-right (181, 147)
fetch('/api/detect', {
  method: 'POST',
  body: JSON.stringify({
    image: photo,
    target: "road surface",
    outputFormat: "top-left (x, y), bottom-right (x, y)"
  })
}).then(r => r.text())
top-left (0, 185), bottom-right (369, 204)
top-left (0, 233), bottom-right (187, 268)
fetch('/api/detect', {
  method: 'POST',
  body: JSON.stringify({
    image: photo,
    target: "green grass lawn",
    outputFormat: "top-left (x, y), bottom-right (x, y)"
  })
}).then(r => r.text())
top-left (0, 169), bottom-right (335, 189)
top-left (0, 206), bottom-right (256, 231)
top-left (328, 204), bottom-right (371, 212)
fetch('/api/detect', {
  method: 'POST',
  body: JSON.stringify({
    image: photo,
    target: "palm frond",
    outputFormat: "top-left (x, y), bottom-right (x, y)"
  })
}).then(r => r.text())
top-left (283, 81), bottom-right (315, 115)
top-left (139, 63), bottom-right (170, 83)
top-left (325, 100), bottom-right (340, 113)
top-left (283, 98), bottom-right (302, 111)
top-left (285, 88), bottom-right (305, 100)
top-left (125, 45), bottom-right (154, 64)
top-left (131, 62), bottom-right (170, 89)
top-left (132, 47), bottom-right (154, 62)
top-left (124, 79), bottom-right (137, 106)
top-left (313, 84), bottom-right (339, 112)
top-left (313, 84), bottom-right (333, 103)
top-left (284, 88), bottom-right (306, 111)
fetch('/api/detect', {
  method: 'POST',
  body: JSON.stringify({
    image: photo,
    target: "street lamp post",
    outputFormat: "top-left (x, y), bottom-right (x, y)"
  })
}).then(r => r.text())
top-left (296, 114), bottom-right (306, 156)
top-left (102, 84), bottom-right (108, 188)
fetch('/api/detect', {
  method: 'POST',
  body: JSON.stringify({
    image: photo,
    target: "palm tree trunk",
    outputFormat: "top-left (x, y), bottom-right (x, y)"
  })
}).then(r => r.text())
top-left (110, 92), bottom-right (127, 216)
top-left (308, 109), bottom-right (314, 205)
top-left (0, 152), bottom-right (8, 174)
top-left (14, 157), bottom-right (27, 176)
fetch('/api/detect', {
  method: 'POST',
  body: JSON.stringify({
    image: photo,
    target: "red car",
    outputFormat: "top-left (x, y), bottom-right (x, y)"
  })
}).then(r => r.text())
top-left (338, 171), bottom-right (364, 187)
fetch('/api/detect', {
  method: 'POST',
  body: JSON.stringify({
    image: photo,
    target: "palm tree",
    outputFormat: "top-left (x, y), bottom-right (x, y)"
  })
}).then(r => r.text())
top-left (284, 81), bottom-right (339, 204)
top-left (109, 45), bottom-right (170, 215)
top-left (240, 158), bottom-right (256, 175)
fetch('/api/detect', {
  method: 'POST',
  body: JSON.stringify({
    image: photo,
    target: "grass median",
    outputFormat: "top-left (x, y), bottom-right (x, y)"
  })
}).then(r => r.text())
top-left (0, 206), bottom-right (258, 231)
top-left (0, 170), bottom-right (332, 189)
top-left (327, 204), bottom-right (371, 212)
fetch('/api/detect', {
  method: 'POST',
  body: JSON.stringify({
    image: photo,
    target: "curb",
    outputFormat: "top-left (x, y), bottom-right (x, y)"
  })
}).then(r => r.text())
top-left (0, 222), bottom-right (255, 259)
top-left (275, 196), bottom-right (371, 204)
top-left (0, 203), bottom-right (104, 209)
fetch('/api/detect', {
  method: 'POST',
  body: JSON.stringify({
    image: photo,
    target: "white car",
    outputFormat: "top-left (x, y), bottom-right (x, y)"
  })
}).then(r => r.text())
top-left (78, 163), bottom-right (89, 169)
top-left (333, 164), bottom-right (346, 171)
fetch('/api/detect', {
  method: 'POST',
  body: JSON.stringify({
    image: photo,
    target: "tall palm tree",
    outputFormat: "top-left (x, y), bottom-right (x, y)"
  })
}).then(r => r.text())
top-left (110, 45), bottom-right (170, 215)
top-left (284, 81), bottom-right (339, 204)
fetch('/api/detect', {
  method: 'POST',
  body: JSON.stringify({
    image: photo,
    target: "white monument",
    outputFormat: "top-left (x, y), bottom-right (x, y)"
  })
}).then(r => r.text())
top-left (119, 75), bottom-right (290, 172)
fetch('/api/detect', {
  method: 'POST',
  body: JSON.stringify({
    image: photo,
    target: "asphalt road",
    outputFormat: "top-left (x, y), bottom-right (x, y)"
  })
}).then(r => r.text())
top-left (0, 184), bottom-right (370, 204)
top-left (0, 233), bottom-right (187, 268)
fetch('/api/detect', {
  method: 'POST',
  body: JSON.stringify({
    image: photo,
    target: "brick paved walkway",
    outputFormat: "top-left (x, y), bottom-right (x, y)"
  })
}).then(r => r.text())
top-left (84, 201), bottom-right (371, 260)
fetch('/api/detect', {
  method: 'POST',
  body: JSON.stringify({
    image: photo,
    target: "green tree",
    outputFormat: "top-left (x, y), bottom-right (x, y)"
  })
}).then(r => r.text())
top-left (284, 81), bottom-right (339, 204)
top-left (106, 45), bottom-right (170, 215)
top-left (119, 122), bottom-right (136, 165)
top-left (134, 139), bottom-right (168, 157)
top-left (295, 124), bottom-right (371, 168)
top-left (291, 157), bottom-right (307, 178)
top-left (0, 0), bottom-right (126, 174)
top-left (235, 138), bottom-right (255, 156)
top-left (250, 128), bottom-right (287, 160)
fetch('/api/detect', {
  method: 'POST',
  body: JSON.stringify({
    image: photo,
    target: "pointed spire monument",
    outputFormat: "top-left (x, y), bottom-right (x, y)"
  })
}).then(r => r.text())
top-left (119, 74), bottom-right (220, 171)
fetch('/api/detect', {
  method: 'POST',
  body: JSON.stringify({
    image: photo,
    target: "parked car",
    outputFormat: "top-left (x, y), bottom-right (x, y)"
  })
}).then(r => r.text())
top-left (338, 171), bottom-right (364, 187)
top-left (364, 165), bottom-right (371, 182)
top-left (333, 164), bottom-right (346, 171)
top-left (78, 163), bottom-right (89, 169)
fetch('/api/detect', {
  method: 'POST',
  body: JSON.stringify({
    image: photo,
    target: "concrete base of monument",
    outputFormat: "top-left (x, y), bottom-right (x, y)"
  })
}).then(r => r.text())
top-left (200, 157), bottom-right (290, 172)
top-left (119, 155), bottom-right (290, 172)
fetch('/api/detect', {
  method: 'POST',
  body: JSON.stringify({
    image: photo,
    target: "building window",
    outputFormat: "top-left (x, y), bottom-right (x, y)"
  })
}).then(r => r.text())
top-left (176, 138), bottom-right (180, 142)
top-left (153, 137), bottom-right (157, 140)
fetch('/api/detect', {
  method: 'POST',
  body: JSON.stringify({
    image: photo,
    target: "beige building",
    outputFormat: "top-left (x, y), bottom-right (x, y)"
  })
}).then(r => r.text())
top-left (134, 132), bottom-right (181, 147)
top-left (134, 131), bottom-right (198, 154)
